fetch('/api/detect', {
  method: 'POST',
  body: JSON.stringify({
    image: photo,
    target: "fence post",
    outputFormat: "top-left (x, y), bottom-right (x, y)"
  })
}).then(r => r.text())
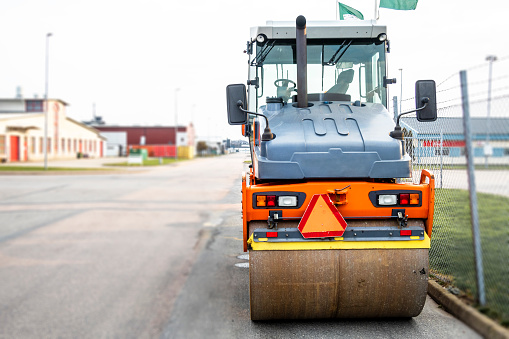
top-left (460, 70), bottom-right (486, 306)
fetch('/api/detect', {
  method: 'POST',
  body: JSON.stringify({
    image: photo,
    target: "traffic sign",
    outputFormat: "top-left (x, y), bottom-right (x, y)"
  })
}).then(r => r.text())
top-left (298, 194), bottom-right (347, 238)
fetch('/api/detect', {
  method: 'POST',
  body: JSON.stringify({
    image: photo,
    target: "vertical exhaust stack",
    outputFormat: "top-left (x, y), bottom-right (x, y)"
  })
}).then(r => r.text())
top-left (296, 15), bottom-right (308, 108)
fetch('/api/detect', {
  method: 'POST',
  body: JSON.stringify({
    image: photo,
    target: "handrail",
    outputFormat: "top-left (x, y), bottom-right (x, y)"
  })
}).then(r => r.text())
top-left (420, 169), bottom-right (435, 237)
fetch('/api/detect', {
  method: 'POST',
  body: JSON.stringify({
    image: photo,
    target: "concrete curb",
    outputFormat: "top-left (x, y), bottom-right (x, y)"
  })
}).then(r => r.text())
top-left (428, 280), bottom-right (509, 339)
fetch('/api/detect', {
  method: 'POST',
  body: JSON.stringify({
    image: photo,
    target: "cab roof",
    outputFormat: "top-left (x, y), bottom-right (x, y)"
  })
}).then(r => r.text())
top-left (250, 20), bottom-right (386, 41)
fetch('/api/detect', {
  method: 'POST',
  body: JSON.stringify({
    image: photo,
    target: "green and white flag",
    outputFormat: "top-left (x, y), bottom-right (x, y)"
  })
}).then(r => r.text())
top-left (338, 2), bottom-right (364, 20)
top-left (380, 0), bottom-right (418, 10)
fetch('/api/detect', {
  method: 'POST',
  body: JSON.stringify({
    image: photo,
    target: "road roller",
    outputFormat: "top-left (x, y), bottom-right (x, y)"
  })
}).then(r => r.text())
top-left (226, 16), bottom-right (438, 320)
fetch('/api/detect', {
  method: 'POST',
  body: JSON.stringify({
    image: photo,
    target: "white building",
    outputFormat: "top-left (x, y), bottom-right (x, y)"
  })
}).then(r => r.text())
top-left (0, 98), bottom-right (106, 162)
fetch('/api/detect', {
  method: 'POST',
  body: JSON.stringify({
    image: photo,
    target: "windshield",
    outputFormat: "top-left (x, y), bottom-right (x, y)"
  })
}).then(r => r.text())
top-left (248, 39), bottom-right (387, 111)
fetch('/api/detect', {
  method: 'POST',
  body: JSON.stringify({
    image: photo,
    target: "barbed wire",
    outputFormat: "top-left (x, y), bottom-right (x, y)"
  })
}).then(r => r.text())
top-left (402, 93), bottom-right (509, 113)
top-left (465, 93), bottom-right (509, 107)
top-left (436, 55), bottom-right (509, 88)
top-left (401, 61), bottom-right (509, 105)
top-left (435, 94), bottom-right (509, 112)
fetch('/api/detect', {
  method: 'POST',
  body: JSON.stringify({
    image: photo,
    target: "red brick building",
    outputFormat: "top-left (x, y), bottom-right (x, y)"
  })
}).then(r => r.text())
top-left (95, 124), bottom-right (195, 158)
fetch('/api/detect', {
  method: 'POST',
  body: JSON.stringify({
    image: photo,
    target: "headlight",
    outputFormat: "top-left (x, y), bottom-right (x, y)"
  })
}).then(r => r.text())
top-left (378, 194), bottom-right (397, 205)
top-left (278, 196), bottom-right (298, 207)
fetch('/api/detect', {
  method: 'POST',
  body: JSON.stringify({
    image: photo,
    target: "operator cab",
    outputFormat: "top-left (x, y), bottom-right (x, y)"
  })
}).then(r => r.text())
top-left (247, 22), bottom-right (389, 111)
top-left (226, 20), bottom-right (436, 181)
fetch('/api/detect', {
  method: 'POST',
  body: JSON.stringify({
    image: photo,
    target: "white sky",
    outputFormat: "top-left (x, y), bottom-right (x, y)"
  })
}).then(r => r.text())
top-left (0, 0), bottom-right (507, 141)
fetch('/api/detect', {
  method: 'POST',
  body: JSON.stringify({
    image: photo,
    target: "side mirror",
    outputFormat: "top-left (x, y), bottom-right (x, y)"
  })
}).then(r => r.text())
top-left (226, 84), bottom-right (248, 125)
top-left (415, 80), bottom-right (437, 122)
top-left (390, 79), bottom-right (438, 140)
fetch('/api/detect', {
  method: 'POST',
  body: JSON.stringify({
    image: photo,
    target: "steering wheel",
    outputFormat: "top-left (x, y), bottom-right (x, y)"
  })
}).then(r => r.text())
top-left (274, 79), bottom-right (296, 103)
top-left (274, 79), bottom-right (296, 89)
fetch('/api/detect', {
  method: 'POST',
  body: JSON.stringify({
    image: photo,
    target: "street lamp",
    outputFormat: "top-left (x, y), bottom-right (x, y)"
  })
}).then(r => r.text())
top-left (399, 68), bottom-right (403, 114)
top-left (485, 55), bottom-right (497, 168)
top-left (44, 32), bottom-right (52, 170)
top-left (174, 88), bottom-right (180, 160)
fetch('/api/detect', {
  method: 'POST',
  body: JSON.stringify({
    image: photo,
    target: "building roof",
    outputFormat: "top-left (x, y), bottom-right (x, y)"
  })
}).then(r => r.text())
top-left (401, 117), bottom-right (509, 136)
top-left (67, 117), bottom-right (107, 140)
top-left (0, 98), bottom-right (69, 105)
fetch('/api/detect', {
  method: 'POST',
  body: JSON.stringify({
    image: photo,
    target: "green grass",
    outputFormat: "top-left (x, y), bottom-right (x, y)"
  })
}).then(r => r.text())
top-left (431, 188), bottom-right (509, 324)
top-left (107, 157), bottom-right (179, 166)
top-left (0, 157), bottom-right (186, 170)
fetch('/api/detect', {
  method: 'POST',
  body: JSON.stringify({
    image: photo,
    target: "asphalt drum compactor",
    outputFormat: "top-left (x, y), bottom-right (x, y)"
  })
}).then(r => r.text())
top-left (226, 16), bottom-right (438, 320)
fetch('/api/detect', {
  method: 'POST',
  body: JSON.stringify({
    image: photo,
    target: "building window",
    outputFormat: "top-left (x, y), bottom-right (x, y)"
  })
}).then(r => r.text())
top-left (39, 137), bottom-right (43, 154)
top-left (435, 148), bottom-right (450, 156)
top-left (26, 100), bottom-right (44, 112)
top-left (68, 139), bottom-right (71, 153)
top-left (48, 138), bottom-right (51, 154)
top-left (61, 139), bottom-right (65, 153)
top-left (73, 139), bottom-right (77, 152)
top-left (0, 135), bottom-right (5, 155)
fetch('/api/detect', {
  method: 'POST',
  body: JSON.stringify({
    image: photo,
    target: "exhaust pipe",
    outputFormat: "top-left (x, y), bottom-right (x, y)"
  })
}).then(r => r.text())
top-left (296, 15), bottom-right (308, 108)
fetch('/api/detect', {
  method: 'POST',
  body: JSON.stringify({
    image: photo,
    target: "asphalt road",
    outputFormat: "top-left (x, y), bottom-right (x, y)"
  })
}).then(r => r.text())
top-left (0, 153), bottom-right (481, 338)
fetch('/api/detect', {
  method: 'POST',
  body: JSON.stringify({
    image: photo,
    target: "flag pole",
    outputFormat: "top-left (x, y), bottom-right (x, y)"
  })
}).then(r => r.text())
top-left (336, 0), bottom-right (339, 20)
top-left (374, 0), bottom-right (379, 21)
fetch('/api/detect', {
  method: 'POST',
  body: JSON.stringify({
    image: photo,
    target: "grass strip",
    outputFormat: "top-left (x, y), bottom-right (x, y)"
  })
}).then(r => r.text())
top-left (0, 166), bottom-right (112, 171)
top-left (431, 188), bottom-right (509, 324)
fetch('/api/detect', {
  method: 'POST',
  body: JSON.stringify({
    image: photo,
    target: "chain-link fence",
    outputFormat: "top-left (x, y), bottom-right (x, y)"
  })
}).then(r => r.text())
top-left (399, 56), bottom-right (509, 325)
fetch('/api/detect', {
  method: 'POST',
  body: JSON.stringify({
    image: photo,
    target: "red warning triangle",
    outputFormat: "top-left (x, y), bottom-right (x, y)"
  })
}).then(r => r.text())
top-left (298, 194), bottom-right (347, 238)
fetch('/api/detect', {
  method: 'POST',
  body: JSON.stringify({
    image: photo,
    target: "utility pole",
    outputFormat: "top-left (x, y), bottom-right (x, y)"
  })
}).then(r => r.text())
top-left (44, 33), bottom-right (52, 170)
top-left (174, 88), bottom-right (180, 160)
top-left (399, 68), bottom-right (403, 114)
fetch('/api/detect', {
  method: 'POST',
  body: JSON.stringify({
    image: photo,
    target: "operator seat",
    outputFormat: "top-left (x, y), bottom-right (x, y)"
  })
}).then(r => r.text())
top-left (328, 69), bottom-right (354, 94)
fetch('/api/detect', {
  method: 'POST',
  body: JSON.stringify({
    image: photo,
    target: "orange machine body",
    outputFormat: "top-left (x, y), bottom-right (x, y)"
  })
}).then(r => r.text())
top-left (241, 169), bottom-right (435, 252)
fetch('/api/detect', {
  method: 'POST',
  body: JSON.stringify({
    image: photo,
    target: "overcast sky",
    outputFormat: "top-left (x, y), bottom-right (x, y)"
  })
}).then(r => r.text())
top-left (0, 0), bottom-right (507, 141)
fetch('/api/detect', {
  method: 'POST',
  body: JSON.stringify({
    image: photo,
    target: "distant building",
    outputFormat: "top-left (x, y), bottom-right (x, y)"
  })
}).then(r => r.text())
top-left (0, 97), bottom-right (105, 162)
top-left (100, 131), bottom-right (127, 157)
top-left (94, 124), bottom-right (195, 158)
top-left (229, 139), bottom-right (249, 148)
top-left (401, 117), bottom-right (509, 163)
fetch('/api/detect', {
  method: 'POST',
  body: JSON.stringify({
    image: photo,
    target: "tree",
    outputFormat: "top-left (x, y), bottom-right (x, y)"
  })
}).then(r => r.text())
top-left (196, 141), bottom-right (208, 155)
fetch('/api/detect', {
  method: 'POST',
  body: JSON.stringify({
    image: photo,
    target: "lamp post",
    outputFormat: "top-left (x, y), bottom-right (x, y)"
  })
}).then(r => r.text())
top-left (174, 88), bottom-right (180, 160)
top-left (43, 32), bottom-right (52, 170)
top-left (485, 55), bottom-right (497, 168)
top-left (399, 68), bottom-right (403, 114)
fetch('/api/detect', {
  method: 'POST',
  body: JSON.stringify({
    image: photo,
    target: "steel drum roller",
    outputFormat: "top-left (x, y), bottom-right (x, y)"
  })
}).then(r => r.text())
top-left (248, 221), bottom-right (429, 320)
